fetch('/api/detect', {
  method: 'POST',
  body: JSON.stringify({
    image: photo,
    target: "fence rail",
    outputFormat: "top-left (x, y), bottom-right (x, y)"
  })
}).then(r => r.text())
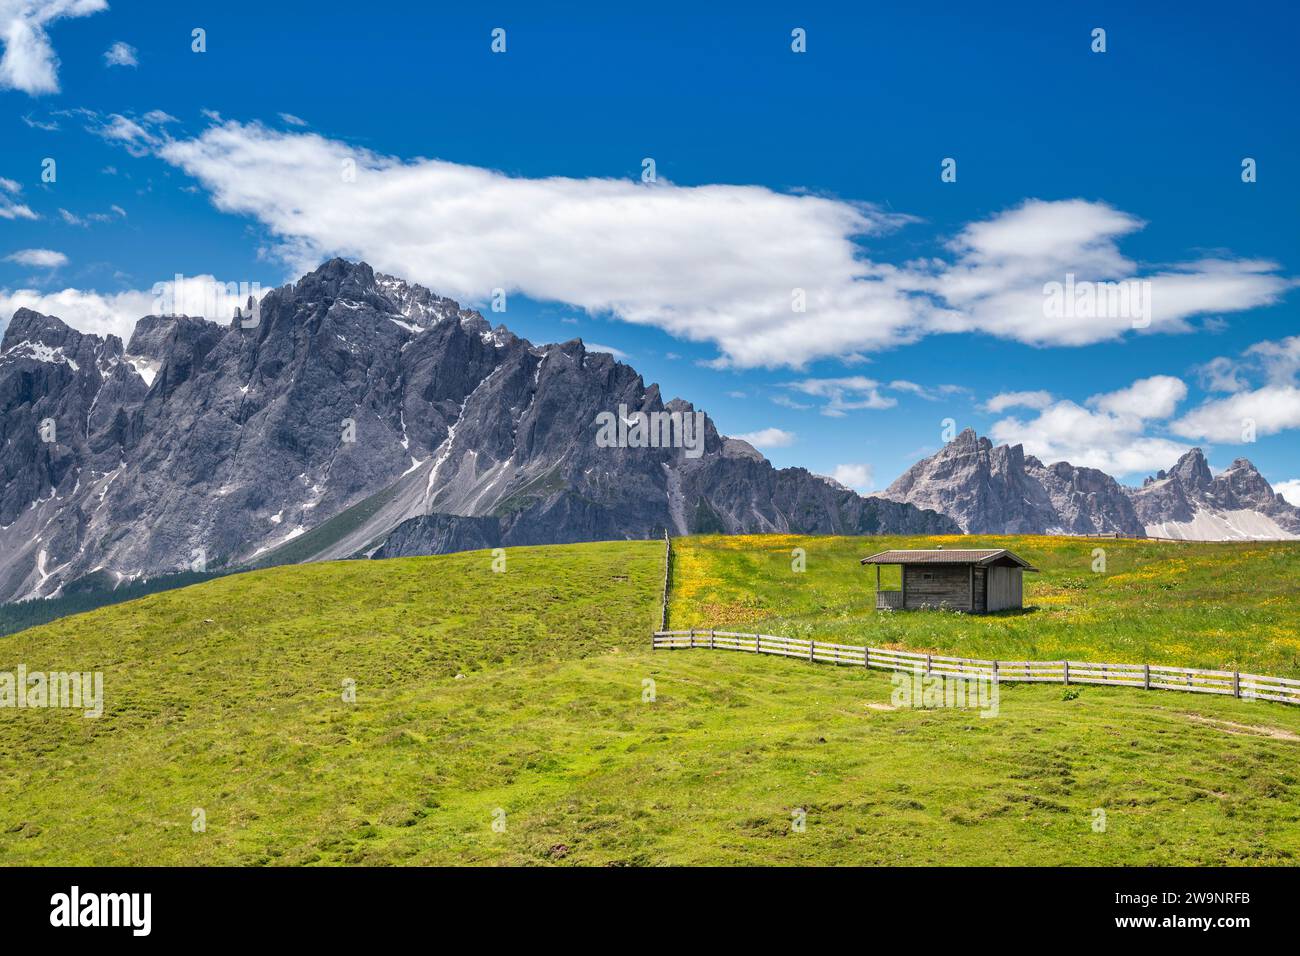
top-left (651, 630), bottom-right (1300, 706)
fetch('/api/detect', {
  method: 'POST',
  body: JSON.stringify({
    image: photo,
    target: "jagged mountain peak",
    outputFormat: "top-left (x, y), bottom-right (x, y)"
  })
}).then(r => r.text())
top-left (3, 307), bottom-right (78, 350)
top-left (949, 426), bottom-right (987, 450)
top-left (884, 429), bottom-right (1144, 536)
top-left (889, 429), bottom-right (1298, 541)
top-left (1131, 447), bottom-right (1299, 539)
top-left (0, 259), bottom-right (955, 601)
top-left (126, 314), bottom-right (221, 357)
top-left (1168, 447), bottom-right (1212, 489)
top-left (1224, 457), bottom-right (1264, 475)
top-left (277, 258), bottom-right (484, 336)
top-left (1, 307), bottom-right (126, 374)
top-left (296, 256), bottom-right (377, 294)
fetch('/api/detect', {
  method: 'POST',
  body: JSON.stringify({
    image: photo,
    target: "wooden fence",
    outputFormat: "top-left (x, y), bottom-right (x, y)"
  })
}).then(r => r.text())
top-left (652, 630), bottom-right (1300, 706)
top-left (1077, 532), bottom-right (1296, 544)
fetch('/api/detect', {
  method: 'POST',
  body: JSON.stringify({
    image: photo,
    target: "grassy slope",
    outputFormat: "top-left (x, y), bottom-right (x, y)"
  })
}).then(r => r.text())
top-left (2, 535), bottom-right (1298, 865)
top-left (669, 534), bottom-right (1300, 677)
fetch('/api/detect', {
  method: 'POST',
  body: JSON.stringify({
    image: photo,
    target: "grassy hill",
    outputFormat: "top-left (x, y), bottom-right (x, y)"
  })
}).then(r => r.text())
top-left (2, 535), bottom-right (1299, 865)
top-left (670, 534), bottom-right (1300, 676)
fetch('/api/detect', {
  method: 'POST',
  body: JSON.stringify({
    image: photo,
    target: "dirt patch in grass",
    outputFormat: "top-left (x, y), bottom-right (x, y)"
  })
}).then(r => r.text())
top-left (1183, 714), bottom-right (1300, 742)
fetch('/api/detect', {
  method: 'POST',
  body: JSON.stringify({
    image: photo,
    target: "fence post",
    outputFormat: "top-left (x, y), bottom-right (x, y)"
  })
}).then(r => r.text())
top-left (1233, 671), bottom-right (1241, 698)
top-left (925, 654), bottom-right (932, 676)
top-left (660, 530), bottom-right (671, 632)
top-left (709, 629), bottom-right (715, 650)
top-left (864, 646), bottom-right (870, 668)
top-left (1063, 660), bottom-right (1070, 686)
top-left (809, 639), bottom-right (816, 662)
top-left (753, 633), bottom-right (760, 653)
top-left (1143, 664), bottom-right (1151, 691)
top-left (992, 660), bottom-right (999, 684)
top-left (688, 628), bottom-right (695, 649)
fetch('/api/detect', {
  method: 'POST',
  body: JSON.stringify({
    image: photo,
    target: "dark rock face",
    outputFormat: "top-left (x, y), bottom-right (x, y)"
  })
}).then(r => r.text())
top-left (1168, 446), bottom-right (1213, 491)
top-left (0, 259), bottom-right (956, 600)
top-left (374, 513), bottom-right (502, 558)
top-left (882, 429), bottom-right (1144, 535)
top-left (0, 309), bottom-right (149, 600)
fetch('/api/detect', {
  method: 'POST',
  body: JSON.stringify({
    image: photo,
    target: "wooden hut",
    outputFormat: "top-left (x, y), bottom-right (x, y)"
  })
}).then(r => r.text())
top-left (860, 548), bottom-right (1037, 613)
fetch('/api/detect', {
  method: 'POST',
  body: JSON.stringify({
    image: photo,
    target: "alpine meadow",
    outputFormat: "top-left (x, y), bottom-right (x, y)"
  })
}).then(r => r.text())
top-left (1, 0), bottom-right (1298, 934)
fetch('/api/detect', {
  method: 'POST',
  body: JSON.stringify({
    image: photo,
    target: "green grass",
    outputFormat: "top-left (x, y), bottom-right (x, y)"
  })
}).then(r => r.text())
top-left (2, 534), bottom-right (1299, 866)
top-left (0, 568), bottom-right (230, 638)
top-left (669, 534), bottom-right (1300, 677)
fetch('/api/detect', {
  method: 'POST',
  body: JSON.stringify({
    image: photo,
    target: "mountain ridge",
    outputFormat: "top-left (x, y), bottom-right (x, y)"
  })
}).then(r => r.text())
top-left (882, 428), bottom-right (1300, 541)
top-left (0, 258), bottom-right (956, 602)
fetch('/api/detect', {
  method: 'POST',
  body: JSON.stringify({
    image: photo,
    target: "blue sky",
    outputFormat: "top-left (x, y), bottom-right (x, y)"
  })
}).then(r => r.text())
top-left (2, 0), bottom-right (1298, 497)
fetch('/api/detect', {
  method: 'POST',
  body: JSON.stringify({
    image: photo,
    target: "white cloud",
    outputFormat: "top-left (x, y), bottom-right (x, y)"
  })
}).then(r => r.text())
top-left (0, 275), bottom-right (266, 342)
top-left (783, 376), bottom-right (896, 416)
top-left (1171, 385), bottom-right (1300, 443)
top-left (103, 40), bottom-right (136, 67)
top-left (1195, 355), bottom-right (1249, 393)
top-left (919, 199), bottom-right (1292, 347)
top-left (0, 286), bottom-right (155, 341)
top-left (732, 427), bottom-right (796, 448)
top-left (88, 111), bottom-right (166, 156)
top-left (57, 204), bottom-right (127, 226)
top-left (154, 121), bottom-right (926, 370)
top-left (1247, 335), bottom-right (1300, 385)
top-left (584, 342), bottom-right (627, 359)
top-left (0, 0), bottom-right (109, 95)
top-left (779, 377), bottom-right (966, 416)
top-left (989, 375), bottom-right (1193, 476)
top-left (0, 197), bottom-right (37, 220)
top-left (983, 390), bottom-right (1053, 414)
top-left (5, 247), bottom-right (66, 267)
top-left (771, 394), bottom-right (810, 410)
top-left (829, 463), bottom-right (874, 492)
top-left (1275, 479), bottom-right (1300, 507)
top-left (21, 111), bottom-right (58, 130)
top-left (0, 175), bottom-right (38, 220)
top-left (278, 112), bottom-right (307, 126)
top-left (887, 379), bottom-right (965, 401)
top-left (1173, 335), bottom-right (1300, 443)
top-left (1088, 375), bottom-right (1187, 420)
top-left (84, 120), bottom-right (1293, 369)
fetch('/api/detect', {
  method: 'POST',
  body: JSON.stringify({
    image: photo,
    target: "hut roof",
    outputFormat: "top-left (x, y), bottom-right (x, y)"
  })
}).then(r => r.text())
top-left (859, 548), bottom-right (1038, 571)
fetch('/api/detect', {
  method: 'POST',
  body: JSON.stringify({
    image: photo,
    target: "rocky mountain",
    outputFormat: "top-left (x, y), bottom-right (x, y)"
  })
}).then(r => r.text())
top-left (882, 429), bottom-right (1144, 535)
top-left (882, 429), bottom-right (1299, 540)
top-left (1130, 449), bottom-right (1300, 540)
top-left (0, 259), bottom-right (956, 602)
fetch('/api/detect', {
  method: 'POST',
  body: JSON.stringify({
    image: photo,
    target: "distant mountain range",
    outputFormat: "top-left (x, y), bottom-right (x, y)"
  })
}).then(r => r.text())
top-left (4, 259), bottom-right (1294, 605)
top-left (0, 259), bottom-right (954, 603)
top-left (882, 428), bottom-right (1300, 541)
